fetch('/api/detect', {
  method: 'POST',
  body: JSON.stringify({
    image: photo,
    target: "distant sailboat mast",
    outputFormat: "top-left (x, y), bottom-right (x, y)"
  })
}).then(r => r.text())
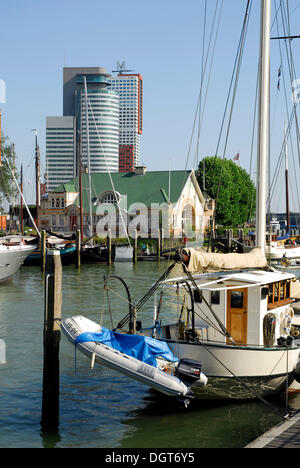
top-left (83, 76), bottom-right (93, 239)
top-left (285, 123), bottom-right (290, 233)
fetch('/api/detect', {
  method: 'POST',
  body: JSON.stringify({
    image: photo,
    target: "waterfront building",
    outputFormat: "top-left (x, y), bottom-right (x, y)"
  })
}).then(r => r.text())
top-left (46, 116), bottom-right (76, 192)
top-left (40, 168), bottom-right (214, 237)
top-left (108, 73), bottom-right (143, 172)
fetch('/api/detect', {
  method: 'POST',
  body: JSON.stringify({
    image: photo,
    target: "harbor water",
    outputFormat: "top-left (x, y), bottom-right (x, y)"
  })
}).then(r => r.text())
top-left (0, 261), bottom-right (300, 448)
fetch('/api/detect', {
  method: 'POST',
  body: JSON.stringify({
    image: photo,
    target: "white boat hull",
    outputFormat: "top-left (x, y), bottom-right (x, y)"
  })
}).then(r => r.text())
top-left (115, 246), bottom-right (134, 262)
top-left (266, 244), bottom-right (300, 260)
top-left (61, 316), bottom-right (196, 398)
top-left (151, 329), bottom-right (300, 400)
top-left (0, 245), bottom-right (34, 282)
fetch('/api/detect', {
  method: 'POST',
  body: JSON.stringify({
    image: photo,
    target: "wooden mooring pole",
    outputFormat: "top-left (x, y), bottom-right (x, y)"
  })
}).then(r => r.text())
top-left (76, 229), bottom-right (81, 270)
top-left (41, 250), bottom-right (62, 431)
top-left (41, 230), bottom-right (47, 272)
top-left (133, 229), bottom-right (138, 264)
top-left (107, 230), bottom-right (112, 266)
top-left (157, 228), bottom-right (161, 261)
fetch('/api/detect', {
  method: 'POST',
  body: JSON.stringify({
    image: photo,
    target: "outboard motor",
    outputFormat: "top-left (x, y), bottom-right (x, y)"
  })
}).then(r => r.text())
top-left (175, 358), bottom-right (208, 387)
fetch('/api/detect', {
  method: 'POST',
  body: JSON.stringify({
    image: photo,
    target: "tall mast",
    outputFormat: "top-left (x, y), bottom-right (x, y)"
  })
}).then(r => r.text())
top-left (83, 76), bottom-right (93, 239)
top-left (285, 123), bottom-right (290, 233)
top-left (0, 107), bottom-right (2, 167)
top-left (256, 0), bottom-right (271, 251)
top-left (77, 130), bottom-right (84, 243)
top-left (33, 130), bottom-right (40, 231)
top-left (20, 164), bottom-right (23, 235)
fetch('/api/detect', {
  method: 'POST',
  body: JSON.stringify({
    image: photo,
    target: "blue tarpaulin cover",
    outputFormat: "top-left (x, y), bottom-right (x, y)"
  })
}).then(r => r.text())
top-left (75, 327), bottom-right (178, 367)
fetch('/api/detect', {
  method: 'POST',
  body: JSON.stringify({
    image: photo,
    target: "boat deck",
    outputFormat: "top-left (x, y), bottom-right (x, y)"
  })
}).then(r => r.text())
top-left (246, 411), bottom-right (300, 448)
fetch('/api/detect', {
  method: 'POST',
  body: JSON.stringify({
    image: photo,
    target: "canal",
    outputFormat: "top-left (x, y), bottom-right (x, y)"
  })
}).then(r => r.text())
top-left (0, 261), bottom-right (299, 448)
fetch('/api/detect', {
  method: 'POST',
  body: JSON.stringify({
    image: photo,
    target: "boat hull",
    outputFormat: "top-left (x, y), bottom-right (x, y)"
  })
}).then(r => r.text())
top-left (266, 245), bottom-right (300, 260)
top-left (161, 338), bottom-right (300, 399)
top-left (0, 245), bottom-right (34, 282)
top-left (80, 245), bottom-right (116, 264)
top-left (23, 246), bottom-right (76, 266)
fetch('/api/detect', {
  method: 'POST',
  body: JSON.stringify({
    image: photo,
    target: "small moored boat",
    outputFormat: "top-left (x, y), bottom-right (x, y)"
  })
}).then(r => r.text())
top-left (61, 315), bottom-right (208, 400)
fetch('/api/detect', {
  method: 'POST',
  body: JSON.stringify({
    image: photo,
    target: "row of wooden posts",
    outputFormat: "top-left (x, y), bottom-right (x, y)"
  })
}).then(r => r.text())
top-left (40, 229), bottom-right (165, 272)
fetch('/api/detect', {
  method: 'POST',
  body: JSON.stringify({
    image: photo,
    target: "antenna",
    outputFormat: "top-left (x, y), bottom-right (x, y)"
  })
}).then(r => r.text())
top-left (112, 61), bottom-right (134, 75)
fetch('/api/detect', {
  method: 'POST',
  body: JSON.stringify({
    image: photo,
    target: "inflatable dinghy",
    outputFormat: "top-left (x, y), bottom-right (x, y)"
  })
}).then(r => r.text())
top-left (61, 316), bottom-right (207, 399)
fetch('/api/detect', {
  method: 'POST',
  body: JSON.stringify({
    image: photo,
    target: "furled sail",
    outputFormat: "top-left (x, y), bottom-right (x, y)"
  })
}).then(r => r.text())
top-left (185, 248), bottom-right (267, 273)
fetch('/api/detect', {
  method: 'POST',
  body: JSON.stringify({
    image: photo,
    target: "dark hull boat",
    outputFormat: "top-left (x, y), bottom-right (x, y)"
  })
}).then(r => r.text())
top-left (80, 244), bottom-right (116, 264)
top-left (23, 245), bottom-right (76, 266)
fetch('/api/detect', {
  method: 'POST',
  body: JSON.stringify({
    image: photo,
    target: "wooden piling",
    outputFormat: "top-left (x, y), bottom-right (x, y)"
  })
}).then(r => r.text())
top-left (76, 229), bottom-right (81, 269)
top-left (133, 230), bottom-right (138, 264)
top-left (107, 231), bottom-right (112, 266)
top-left (157, 228), bottom-right (161, 261)
top-left (41, 250), bottom-right (62, 431)
top-left (41, 230), bottom-right (46, 272)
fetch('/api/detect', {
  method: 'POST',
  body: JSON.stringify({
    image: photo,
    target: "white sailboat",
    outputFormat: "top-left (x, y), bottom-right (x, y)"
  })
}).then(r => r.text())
top-left (61, 0), bottom-right (300, 401)
top-left (0, 240), bottom-right (34, 283)
top-left (0, 112), bottom-right (34, 282)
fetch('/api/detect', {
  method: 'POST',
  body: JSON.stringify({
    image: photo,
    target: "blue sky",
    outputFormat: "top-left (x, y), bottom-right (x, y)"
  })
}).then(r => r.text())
top-left (1, 0), bottom-right (300, 211)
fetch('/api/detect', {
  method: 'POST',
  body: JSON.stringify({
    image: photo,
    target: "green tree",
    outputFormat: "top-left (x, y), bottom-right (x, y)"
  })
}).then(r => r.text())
top-left (197, 156), bottom-right (256, 227)
top-left (0, 134), bottom-right (18, 210)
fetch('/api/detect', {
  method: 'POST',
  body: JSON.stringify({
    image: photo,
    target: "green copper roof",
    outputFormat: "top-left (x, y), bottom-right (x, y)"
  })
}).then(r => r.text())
top-left (55, 170), bottom-right (192, 213)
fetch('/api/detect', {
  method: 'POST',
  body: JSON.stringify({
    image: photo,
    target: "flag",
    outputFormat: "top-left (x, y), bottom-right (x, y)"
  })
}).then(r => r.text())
top-left (233, 153), bottom-right (240, 161)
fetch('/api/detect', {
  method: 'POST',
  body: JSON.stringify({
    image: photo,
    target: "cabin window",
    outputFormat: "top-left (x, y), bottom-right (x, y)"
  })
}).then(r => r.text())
top-left (267, 281), bottom-right (292, 309)
top-left (286, 281), bottom-right (291, 298)
top-left (211, 290), bottom-right (220, 305)
top-left (193, 290), bottom-right (202, 303)
top-left (280, 283), bottom-right (285, 301)
top-left (274, 283), bottom-right (279, 302)
top-left (230, 291), bottom-right (244, 308)
top-left (268, 285), bottom-right (274, 304)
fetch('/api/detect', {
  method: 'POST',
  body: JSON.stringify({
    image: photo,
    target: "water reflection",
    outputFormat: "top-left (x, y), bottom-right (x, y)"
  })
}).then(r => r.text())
top-left (0, 263), bottom-right (299, 448)
top-left (118, 392), bottom-right (286, 449)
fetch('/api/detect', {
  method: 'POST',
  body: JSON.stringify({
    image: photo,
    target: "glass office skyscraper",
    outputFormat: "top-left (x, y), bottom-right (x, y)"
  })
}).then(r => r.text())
top-left (46, 67), bottom-right (120, 190)
top-left (108, 73), bottom-right (143, 172)
top-left (46, 116), bottom-right (76, 191)
top-left (64, 67), bottom-right (120, 174)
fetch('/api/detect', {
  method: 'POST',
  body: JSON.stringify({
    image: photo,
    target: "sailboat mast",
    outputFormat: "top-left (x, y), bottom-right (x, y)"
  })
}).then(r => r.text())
top-left (0, 107), bottom-right (2, 167)
top-left (83, 76), bottom-right (93, 239)
top-left (20, 164), bottom-right (23, 235)
top-left (34, 131), bottom-right (40, 232)
top-left (285, 123), bottom-right (290, 232)
top-left (77, 130), bottom-right (84, 243)
top-left (256, 0), bottom-right (271, 251)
